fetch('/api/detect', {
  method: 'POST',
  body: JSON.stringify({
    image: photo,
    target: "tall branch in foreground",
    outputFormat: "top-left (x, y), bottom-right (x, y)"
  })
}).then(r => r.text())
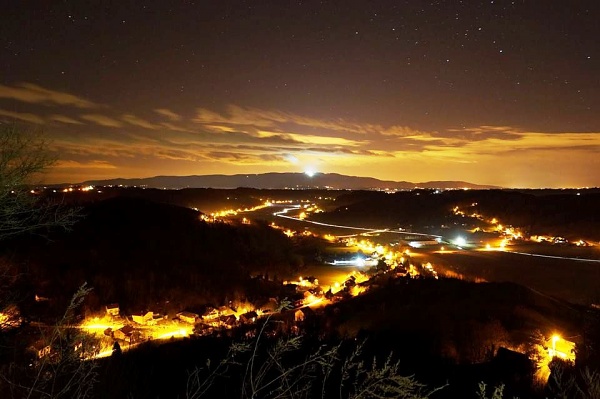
top-left (0, 123), bottom-right (79, 241)
top-left (187, 301), bottom-right (446, 399)
top-left (0, 123), bottom-right (84, 393)
top-left (1, 284), bottom-right (99, 399)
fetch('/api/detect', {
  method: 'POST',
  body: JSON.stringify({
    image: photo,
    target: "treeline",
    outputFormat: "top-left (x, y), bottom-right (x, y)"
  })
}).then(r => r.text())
top-left (46, 186), bottom-right (346, 213)
top-left (314, 189), bottom-right (600, 239)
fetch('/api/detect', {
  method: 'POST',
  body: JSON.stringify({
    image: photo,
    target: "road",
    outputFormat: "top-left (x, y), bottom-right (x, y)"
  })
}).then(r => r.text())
top-left (273, 204), bottom-right (441, 238)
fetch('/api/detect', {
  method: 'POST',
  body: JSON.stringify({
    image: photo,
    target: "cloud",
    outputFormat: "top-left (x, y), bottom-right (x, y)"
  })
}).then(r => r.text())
top-left (160, 122), bottom-right (193, 133)
top-left (80, 114), bottom-right (123, 128)
top-left (257, 131), bottom-right (365, 147)
top-left (121, 114), bottom-right (160, 129)
top-left (31, 96), bottom-right (600, 187)
top-left (203, 151), bottom-right (287, 164)
top-left (53, 160), bottom-right (118, 169)
top-left (49, 130), bottom-right (387, 167)
top-left (190, 105), bottom-right (451, 157)
top-left (154, 108), bottom-right (182, 121)
top-left (0, 109), bottom-right (45, 124)
top-left (193, 105), bottom-right (428, 139)
top-left (408, 127), bottom-right (600, 160)
top-left (50, 114), bottom-right (83, 125)
top-left (482, 131), bottom-right (600, 154)
top-left (441, 126), bottom-right (522, 142)
top-left (194, 106), bottom-right (274, 128)
top-left (0, 83), bottom-right (98, 108)
top-left (193, 106), bottom-right (598, 157)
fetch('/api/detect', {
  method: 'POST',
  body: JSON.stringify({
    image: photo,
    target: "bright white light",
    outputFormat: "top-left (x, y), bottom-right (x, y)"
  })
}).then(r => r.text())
top-left (355, 257), bottom-right (365, 267)
top-left (304, 169), bottom-right (316, 177)
top-left (453, 236), bottom-right (466, 247)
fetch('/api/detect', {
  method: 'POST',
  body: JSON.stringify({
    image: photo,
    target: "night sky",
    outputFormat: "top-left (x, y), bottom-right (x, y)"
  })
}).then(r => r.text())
top-left (1, 1), bottom-right (599, 187)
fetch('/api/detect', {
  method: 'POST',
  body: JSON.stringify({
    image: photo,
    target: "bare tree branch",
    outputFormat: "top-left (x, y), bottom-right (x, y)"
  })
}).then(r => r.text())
top-left (0, 123), bottom-right (80, 242)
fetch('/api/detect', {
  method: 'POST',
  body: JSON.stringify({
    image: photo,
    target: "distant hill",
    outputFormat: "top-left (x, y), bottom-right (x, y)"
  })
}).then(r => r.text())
top-left (76, 172), bottom-right (498, 190)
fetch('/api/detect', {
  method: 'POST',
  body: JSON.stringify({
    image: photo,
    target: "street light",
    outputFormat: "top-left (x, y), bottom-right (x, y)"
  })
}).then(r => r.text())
top-left (551, 334), bottom-right (560, 357)
top-left (453, 236), bottom-right (466, 247)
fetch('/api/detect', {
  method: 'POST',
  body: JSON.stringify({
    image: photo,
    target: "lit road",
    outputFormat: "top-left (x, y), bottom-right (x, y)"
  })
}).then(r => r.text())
top-left (273, 205), bottom-right (441, 238)
top-left (273, 206), bottom-right (378, 231)
top-left (506, 250), bottom-right (600, 263)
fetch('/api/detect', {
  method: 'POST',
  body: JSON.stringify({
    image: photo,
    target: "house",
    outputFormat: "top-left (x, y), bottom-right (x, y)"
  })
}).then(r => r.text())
top-left (113, 325), bottom-right (135, 342)
top-left (202, 307), bottom-right (219, 320)
top-left (29, 340), bottom-right (51, 359)
top-left (132, 311), bottom-right (154, 325)
top-left (294, 307), bottom-right (314, 322)
top-left (218, 314), bottom-right (237, 327)
top-left (239, 311), bottom-right (258, 324)
top-left (177, 311), bottom-right (199, 324)
top-left (218, 306), bottom-right (235, 317)
top-left (492, 347), bottom-right (533, 385)
top-left (34, 294), bottom-right (50, 302)
top-left (193, 323), bottom-right (214, 335)
top-left (258, 298), bottom-right (279, 314)
top-left (294, 309), bottom-right (305, 322)
top-left (105, 303), bottom-right (120, 317)
top-left (0, 304), bottom-right (21, 330)
top-left (194, 323), bottom-right (214, 335)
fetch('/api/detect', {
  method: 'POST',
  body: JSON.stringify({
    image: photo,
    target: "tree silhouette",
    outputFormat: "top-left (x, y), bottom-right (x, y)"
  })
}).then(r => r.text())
top-left (112, 341), bottom-right (122, 357)
top-left (0, 123), bottom-right (79, 241)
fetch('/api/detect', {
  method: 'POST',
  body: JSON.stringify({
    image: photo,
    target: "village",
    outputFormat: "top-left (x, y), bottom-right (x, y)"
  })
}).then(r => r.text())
top-left (77, 264), bottom-right (386, 360)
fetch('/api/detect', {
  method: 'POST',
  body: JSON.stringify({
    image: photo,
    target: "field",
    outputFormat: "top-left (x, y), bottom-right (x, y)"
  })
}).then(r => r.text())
top-left (425, 249), bottom-right (600, 305)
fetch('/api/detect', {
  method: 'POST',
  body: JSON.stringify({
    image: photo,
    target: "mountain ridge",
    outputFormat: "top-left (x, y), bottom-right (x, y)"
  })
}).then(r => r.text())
top-left (73, 172), bottom-right (499, 190)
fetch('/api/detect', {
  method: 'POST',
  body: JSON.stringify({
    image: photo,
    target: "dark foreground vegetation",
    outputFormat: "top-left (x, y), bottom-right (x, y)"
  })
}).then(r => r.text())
top-left (84, 278), bottom-right (598, 399)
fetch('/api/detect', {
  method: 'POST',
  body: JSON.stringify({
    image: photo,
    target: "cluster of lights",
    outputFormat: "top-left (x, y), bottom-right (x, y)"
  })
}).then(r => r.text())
top-left (529, 333), bottom-right (576, 383)
top-left (58, 185), bottom-right (95, 193)
top-left (286, 270), bottom-right (371, 307)
top-left (79, 301), bottom-right (270, 359)
top-left (0, 310), bottom-right (22, 331)
top-left (205, 201), bottom-right (273, 220)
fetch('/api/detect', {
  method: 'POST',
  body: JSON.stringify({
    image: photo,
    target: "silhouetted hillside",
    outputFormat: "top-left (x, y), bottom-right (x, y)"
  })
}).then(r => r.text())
top-left (71, 172), bottom-right (498, 190)
top-left (7, 197), bottom-right (303, 316)
top-left (50, 186), bottom-right (348, 213)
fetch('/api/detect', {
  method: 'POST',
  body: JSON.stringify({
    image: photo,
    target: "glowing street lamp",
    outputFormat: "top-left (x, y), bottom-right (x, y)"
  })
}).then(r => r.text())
top-left (552, 334), bottom-right (560, 357)
top-left (453, 236), bottom-right (466, 247)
